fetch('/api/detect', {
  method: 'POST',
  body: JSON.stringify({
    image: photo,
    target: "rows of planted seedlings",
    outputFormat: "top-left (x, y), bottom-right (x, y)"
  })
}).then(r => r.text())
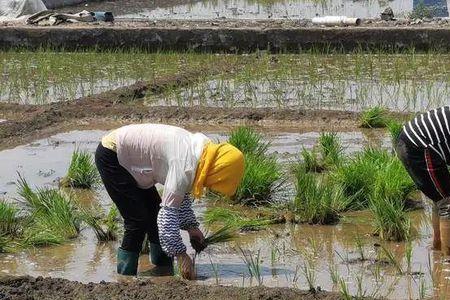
top-left (0, 149), bottom-right (119, 253)
top-left (206, 111), bottom-right (416, 242)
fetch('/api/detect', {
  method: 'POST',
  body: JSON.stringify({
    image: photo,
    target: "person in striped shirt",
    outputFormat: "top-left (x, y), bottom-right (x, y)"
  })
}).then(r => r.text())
top-left (95, 124), bottom-right (245, 279)
top-left (396, 106), bottom-right (450, 255)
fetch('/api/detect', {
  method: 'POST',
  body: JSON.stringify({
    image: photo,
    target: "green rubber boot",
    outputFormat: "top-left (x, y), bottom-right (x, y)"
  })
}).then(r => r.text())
top-left (150, 243), bottom-right (173, 267)
top-left (117, 247), bottom-right (139, 275)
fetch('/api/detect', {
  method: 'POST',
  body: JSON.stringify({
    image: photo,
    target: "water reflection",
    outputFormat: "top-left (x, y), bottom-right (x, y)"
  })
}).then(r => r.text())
top-left (413, 0), bottom-right (449, 17)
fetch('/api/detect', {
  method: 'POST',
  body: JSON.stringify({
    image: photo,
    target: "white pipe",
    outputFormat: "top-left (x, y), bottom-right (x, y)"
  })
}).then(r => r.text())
top-left (312, 16), bottom-right (361, 26)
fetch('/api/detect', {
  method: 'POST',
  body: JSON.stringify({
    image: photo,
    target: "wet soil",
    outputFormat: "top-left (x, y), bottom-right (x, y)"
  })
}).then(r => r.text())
top-left (0, 276), bottom-right (341, 300)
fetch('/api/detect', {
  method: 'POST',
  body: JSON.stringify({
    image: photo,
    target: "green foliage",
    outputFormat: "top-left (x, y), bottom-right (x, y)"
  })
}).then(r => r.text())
top-left (204, 225), bottom-right (236, 246)
top-left (17, 176), bottom-right (82, 246)
top-left (0, 234), bottom-right (11, 253)
top-left (0, 200), bottom-right (20, 236)
top-left (318, 132), bottom-right (344, 167)
top-left (62, 149), bottom-right (100, 189)
top-left (297, 132), bottom-right (343, 173)
top-left (235, 154), bottom-right (283, 205)
top-left (204, 207), bottom-right (275, 231)
top-left (293, 169), bottom-right (350, 224)
top-left (331, 147), bottom-right (414, 211)
top-left (228, 126), bottom-right (269, 156)
top-left (387, 120), bottom-right (404, 146)
top-left (360, 107), bottom-right (389, 128)
top-left (228, 127), bottom-right (283, 206)
top-left (81, 205), bottom-right (119, 242)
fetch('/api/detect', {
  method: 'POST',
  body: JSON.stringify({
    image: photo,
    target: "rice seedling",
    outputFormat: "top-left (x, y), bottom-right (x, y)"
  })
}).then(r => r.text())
top-left (370, 195), bottom-right (411, 242)
top-left (328, 263), bottom-right (339, 285)
top-left (61, 149), bottom-right (100, 189)
top-left (17, 176), bottom-right (82, 246)
top-left (360, 106), bottom-right (389, 128)
top-left (203, 207), bottom-right (276, 231)
top-left (293, 169), bottom-right (351, 224)
top-left (387, 120), bottom-right (404, 146)
top-left (298, 148), bottom-right (323, 173)
top-left (0, 200), bottom-right (21, 236)
top-left (405, 238), bottom-right (413, 273)
top-left (81, 205), bottom-right (119, 242)
top-left (0, 234), bottom-right (11, 253)
top-left (228, 126), bottom-right (270, 156)
top-left (354, 234), bottom-right (366, 261)
top-left (234, 154), bottom-right (284, 206)
top-left (338, 277), bottom-right (352, 300)
top-left (209, 255), bottom-right (220, 285)
top-left (300, 259), bottom-right (317, 292)
top-left (380, 245), bottom-right (404, 274)
top-left (239, 247), bottom-right (263, 286)
top-left (204, 225), bottom-right (236, 246)
top-left (331, 147), bottom-right (414, 210)
top-left (318, 132), bottom-right (344, 168)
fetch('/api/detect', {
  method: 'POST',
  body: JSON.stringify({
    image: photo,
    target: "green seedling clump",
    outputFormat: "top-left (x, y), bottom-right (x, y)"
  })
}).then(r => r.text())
top-left (204, 207), bottom-right (276, 231)
top-left (228, 127), bottom-right (283, 206)
top-left (387, 120), bottom-right (404, 146)
top-left (234, 154), bottom-right (283, 206)
top-left (61, 149), bottom-right (100, 189)
top-left (293, 169), bottom-right (350, 224)
top-left (17, 176), bottom-right (82, 246)
top-left (0, 200), bottom-right (21, 236)
top-left (228, 126), bottom-right (269, 156)
top-left (360, 107), bottom-right (390, 128)
top-left (297, 132), bottom-right (344, 173)
top-left (81, 205), bottom-right (119, 242)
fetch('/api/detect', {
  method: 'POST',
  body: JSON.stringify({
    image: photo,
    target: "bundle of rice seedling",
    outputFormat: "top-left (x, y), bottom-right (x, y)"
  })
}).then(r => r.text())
top-left (17, 176), bottom-right (82, 246)
top-left (61, 149), bottom-right (100, 189)
top-left (228, 126), bottom-right (269, 156)
top-left (360, 106), bottom-right (389, 128)
top-left (81, 205), bottom-right (119, 242)
top-left (204, 207), bottom-right (277, 231)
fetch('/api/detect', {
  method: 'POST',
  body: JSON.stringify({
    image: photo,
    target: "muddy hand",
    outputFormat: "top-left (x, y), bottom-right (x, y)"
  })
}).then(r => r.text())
top-left (176, 253), bottom-right (196, 280)
top-left (188, 228), bottom-right (206, 253)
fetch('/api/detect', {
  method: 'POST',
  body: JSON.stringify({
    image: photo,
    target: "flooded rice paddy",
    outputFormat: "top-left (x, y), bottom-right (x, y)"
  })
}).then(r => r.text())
top-left (2, 51), bottom-right (450, 112)
top-left (59, 0), bottom-right (450, 19)
top-left (0, 129), bottom-right (449, 299)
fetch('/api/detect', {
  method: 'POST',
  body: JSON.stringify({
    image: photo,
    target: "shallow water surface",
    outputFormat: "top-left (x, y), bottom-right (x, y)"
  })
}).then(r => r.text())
top-left (0, 129), bottom-right (449, 299)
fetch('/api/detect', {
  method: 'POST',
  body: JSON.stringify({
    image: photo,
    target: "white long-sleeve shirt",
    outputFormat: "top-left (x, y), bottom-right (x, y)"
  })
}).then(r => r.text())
top-left (114, 124), bottom-right (209, 255)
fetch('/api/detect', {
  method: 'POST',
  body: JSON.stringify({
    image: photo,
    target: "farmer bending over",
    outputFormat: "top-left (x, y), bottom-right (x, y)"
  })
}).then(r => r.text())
top-left (396, 106), bottom-right (450, 255)
top-left (95, 124), bottom-right (244, 279)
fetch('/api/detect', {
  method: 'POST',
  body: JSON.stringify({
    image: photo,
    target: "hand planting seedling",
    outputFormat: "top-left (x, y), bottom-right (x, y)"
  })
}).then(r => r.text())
top-left (192, 225), bottom-right (236, 255)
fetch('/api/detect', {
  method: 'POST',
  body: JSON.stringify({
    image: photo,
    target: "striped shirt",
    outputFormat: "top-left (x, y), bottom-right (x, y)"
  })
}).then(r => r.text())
top-left (403, 106), bottom-right (450, 163)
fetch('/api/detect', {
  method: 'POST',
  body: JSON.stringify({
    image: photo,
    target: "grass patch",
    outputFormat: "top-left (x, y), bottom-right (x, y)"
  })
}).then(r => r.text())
top-left (61, 149), bottom-right (100, 189)
top-left (17, 176), bottom-right (82, 246)
top-left (292, 168), bottom-right (351, 224)
top-left (360, 107), bottom-right (389, 128)
top-left (204, 207), bottom-right (276, 231)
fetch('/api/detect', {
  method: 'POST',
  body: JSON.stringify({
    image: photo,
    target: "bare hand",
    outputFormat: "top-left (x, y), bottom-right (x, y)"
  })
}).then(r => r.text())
top-left (176, 252), bottom-right (196, 280)
top-left (188, 228), bottom-right (206, 253)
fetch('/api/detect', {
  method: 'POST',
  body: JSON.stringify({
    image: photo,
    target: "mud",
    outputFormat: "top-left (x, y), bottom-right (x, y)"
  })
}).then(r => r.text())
top-left (0, 276), bottom-right (342, 300)
top-left (1, 23), bottom-right (450, 52)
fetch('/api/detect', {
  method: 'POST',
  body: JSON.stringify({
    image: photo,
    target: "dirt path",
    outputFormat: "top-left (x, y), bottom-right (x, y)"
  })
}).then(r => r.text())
top-left (0, 276), bottom-right (342, 300)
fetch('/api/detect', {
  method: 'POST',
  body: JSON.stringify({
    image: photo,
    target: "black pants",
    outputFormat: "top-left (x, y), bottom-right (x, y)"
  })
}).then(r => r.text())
top-left (95, 143), bottom-right (161, 253)
top-left (396, 131), bottom-right (450, 204)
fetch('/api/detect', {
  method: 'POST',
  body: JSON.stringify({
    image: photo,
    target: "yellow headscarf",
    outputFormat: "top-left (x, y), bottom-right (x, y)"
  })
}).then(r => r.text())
top-left (192, 142), bottom-right (244, 199)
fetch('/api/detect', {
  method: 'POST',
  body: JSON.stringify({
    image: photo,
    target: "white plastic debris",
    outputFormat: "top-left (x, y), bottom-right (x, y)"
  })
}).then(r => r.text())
top-left (312, 16), bottom-right (361, 26)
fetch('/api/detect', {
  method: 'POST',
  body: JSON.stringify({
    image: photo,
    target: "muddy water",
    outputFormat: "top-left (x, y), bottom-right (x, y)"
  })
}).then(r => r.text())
top-left (1, 129), bottom-right (449, 299)
top-left (59, 0), bottom-right (449, 19)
